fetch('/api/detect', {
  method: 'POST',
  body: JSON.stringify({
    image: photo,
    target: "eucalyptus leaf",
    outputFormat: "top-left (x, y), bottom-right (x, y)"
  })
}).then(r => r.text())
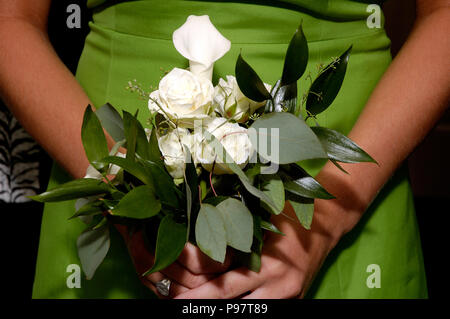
top-left (249, 112), bottom-right (326, 164)
top-left (143, 215), bottom-right (187, 276)
top-left (235, 53), bottom-right (271, 102)
top-left (81, 105), bottom-right (109, 171)
top-left (234, 214), bottom-right (263, 272)
top-left (30, 178), bottom-right (111, 203)
top-left (216, 198), bottom-right (253, 253)
top-left (281, 21), bottom-right (308, 86)
top-left (202, 196), bottom-right (228, 206)
top-left (202, 129), bottom-right (278, 213)
top-left (95, 103), bottom-right (125, 142)
top-left (311, 126), bottom-right (377, 164)
top-left (195, 204), bottom-right (227, 263)
top-left (306, 46), bottom-right (352, 116)
top-left (112, 185), bottom-right (161, 219)
top-left (77, 224), bottom-right (110, 280)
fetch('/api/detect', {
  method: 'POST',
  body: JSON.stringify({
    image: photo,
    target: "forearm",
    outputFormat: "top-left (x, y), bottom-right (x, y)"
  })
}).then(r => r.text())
top-left (0, 17), bottom-right (92, 179)
top-left (314, 7), bottom-right (450, 240)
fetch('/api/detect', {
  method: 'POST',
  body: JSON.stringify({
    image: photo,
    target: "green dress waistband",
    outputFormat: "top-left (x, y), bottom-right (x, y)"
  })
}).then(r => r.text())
top-left (88, 0), bottom-right (389, 46)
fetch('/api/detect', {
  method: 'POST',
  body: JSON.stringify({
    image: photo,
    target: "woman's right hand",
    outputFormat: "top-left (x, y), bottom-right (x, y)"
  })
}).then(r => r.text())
top-left (115, 224), bottom-right (232, 298)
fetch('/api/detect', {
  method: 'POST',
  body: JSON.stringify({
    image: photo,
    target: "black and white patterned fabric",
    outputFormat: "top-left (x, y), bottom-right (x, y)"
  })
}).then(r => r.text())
top-left (0, 103), bottom-right (41, 203)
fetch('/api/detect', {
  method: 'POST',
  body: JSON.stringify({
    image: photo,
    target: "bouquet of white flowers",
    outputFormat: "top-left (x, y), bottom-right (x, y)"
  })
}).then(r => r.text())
top-left (32, 16), bottom-right (376, 284)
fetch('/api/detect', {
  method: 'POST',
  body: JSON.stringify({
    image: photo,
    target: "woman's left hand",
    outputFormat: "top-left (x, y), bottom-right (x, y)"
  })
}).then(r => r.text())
top-left (174, 200), bottom-right (342, 299)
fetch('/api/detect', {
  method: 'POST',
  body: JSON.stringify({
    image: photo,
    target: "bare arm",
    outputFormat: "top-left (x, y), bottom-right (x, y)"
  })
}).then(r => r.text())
top-left (0, 0), bottom-right (92, 179)
top-left (175, 0), bottom-right (450, 299)
top-left (316, 0), bottom-right (450, 239)
top-left (0, 1), bottom-right (228, 296)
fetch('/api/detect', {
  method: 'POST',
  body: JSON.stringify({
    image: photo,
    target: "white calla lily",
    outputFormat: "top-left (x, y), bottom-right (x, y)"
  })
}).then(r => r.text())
top-left (173, 15), bottom-right (231, 81)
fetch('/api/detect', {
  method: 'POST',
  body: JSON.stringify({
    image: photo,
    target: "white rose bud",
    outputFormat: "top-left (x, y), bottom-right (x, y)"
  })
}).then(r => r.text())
top-left (193, 118), bottom-right (253, 174)
top-left (214, 75), bottom-right (271, 122)
top-left (148, 68), bottom-right (214, 128)
top-left (158, 127), bottom-right (193, 179)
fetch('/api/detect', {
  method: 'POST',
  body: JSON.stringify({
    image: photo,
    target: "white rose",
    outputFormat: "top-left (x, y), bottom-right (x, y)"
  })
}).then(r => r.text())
top-left (173, 15), bottom-right (231, 81)
top-left (192, 118), bottom-right (253, 174)
top-left (148, 68), bottom-right (214, 128)
top-left (158, 127), bottom-right (194, 179)
top-left (214, 75), bottom-right (271, 122)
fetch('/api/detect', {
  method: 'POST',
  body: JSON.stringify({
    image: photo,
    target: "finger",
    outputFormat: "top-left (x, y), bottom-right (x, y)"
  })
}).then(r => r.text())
top-left (242, 287), bottom-right (274, 299)
top-left (242, 280), bottom-right (302, 299)
top-left (125, 229), bottom-right (211, 289)
top-left (160, 261), bottom-right (214, 289)
top-left (143, 271), bottom-right (189, 298)
top-left (174, 267), bottom-right (264, 299)
top-left (177, 243), bottom-right (233, 275)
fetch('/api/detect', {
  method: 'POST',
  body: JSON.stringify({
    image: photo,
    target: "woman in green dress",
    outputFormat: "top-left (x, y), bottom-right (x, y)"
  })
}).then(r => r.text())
top-left (1, 0), bottom-right (448, 298)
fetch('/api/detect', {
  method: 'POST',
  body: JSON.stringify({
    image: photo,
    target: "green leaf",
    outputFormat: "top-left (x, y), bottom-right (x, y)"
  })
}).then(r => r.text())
top-left (311, 126), bottom-right (377, 164)
top-left (306, 45), bottom-right (352, 116)
top-left (281, 21), bottom-right (308, 86)
top-left (81, 105), bottom-right (109, 171)
top-left (216, 198), bottom-right (253, 253)
top-left (235, 53), bottom-right (271, 102)
top-left (202, 196), bottom-right (228, 206)
top-left (260, 174), bottom-right (285, 215)
top-left (235, 214), bottom-right (263, 272)
top-left (93, 216), bottom-right (108, 230)
top-left (123, 111), bottom-right (152, 161)
top-left (139, 159), bottom-right (181, 208)
top-left (69, 200), bottom-right (104, 220)
top-left (148, 127), bottom-right (164, 167)
top-left (330, 159), bottom-right (349, 174)
top-left (142, 215), bottom-right (187, 276)
top-left (265, 80), bottom-right (298, 114)
top-left (195, 204), bottom-right (227, 263)
top-left (249, 112), bottom-right (327, 164)
top-left (30, 178), bottom-right (111, 203)
top-left (77, 224), bottom-right (110, 280)
top-left (288, 195), bottom-right (314, 230)
top-left (183, 148), bottom-right (197, 240)
top-left (112, 185), bottom-right (161, 219)
top-left (75, 196), bottom-right (102, 224)
top-left (95, 156), bottom-right (154, 186)
top-left (202, 129), bottom-right (278, 213)
top-left (281, 165), bottom-right (334, 199)
top-left (95, 103), bottom-right (125, 142)
top-left (260, 220), bottom-right (285, 235)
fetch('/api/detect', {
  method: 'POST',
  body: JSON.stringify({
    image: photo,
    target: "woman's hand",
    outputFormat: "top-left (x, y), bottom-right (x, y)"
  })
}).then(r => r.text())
top-left (115, 224), bottom-right (233, 298)
top-left (175, 0), bottom-right (450, 299)
top-left (173, 200), bottom-right (344, 299)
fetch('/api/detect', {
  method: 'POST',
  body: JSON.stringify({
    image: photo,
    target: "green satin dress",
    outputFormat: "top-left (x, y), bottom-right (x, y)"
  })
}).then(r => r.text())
top-left (32, 0), bottom-right (428, 298)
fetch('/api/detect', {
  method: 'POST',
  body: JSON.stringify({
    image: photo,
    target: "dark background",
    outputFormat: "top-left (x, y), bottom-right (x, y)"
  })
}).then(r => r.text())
top-left (0, 0), bottom-right (448, 300)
